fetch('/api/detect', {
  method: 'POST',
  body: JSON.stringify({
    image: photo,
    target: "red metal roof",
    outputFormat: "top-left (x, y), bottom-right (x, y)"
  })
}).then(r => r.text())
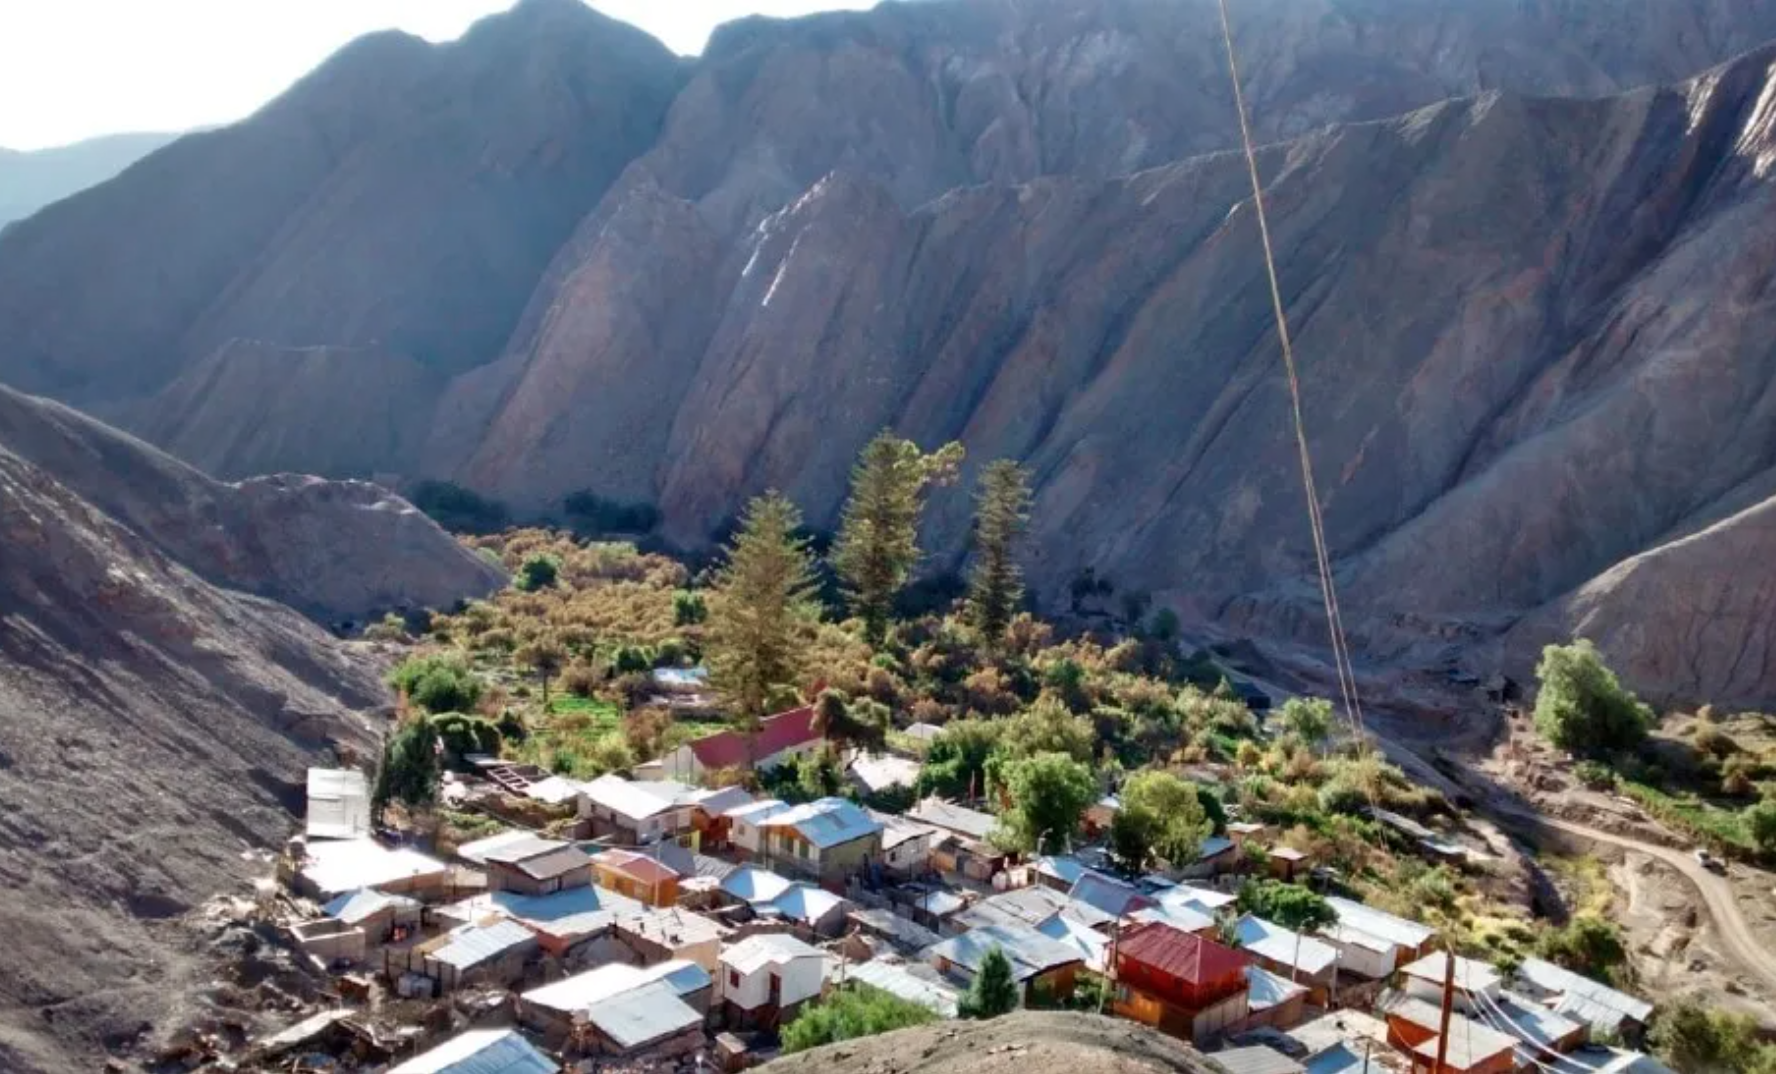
top-left (687, 705), bottom-right (820, 769)
top-left (593, 849), bottom-right (679, 886)
top-left (1116, 920), bottom-right (1249, 985)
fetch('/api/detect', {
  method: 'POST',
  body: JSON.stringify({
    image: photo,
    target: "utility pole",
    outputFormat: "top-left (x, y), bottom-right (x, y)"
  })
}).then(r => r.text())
top-left (1434, 950), bottom-right (1457, 1074)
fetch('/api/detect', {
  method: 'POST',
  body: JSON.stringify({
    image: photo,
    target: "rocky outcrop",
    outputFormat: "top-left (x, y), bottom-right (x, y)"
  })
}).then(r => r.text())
top-left (0, 384), bottom-right (504, 623)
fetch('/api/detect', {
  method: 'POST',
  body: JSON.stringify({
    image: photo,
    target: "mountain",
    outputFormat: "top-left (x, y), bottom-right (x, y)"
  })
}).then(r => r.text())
top-left (5, 0), bottom-right (1776, 704)
top-left (0, 131), bottom-right (178, 230)
top-left (0, 385), bottom-right (504, 1071)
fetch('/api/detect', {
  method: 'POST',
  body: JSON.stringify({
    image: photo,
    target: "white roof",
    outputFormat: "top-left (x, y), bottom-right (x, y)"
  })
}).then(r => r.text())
top-left (763, 797), bottom-right (882, 848)
top-left (522, 775), bottom-right (585, 805)
top-left (924, 923), bottom-right (1084, 983)
top-left (299, 838), bottom-right (448, 898)
top-left (429, 919), bottom-right (537, 970)
top-left (903, 722), bottom-right (945, 741)
top-left (850, 960), bottom-right (961, 1016)
top-left (687, 785), bottom-right (755, 814)
top-left (1246, 965), bottom-right (1309, 1011)
top-left (1162, 884), bottom-right (1237, 912)
top-left (306, 768), bottom-right (372, 840)
top-left (446, 885), bottom-right (642, 941)
top-left (721, 866), bottom-right (794, 904)
top-left (1234, 915), bottom-right (1339, 977)
top-left (523, 959), bottom-right (708, 1015)
top-left (322, 888), bottom-right (420, 925)
top-left (771, 883), bottom-right (847, 924)
top-left (1515, 957), bottom-right (1654, 1024)
top-left (584, 981), bottom-right (702, 1049)
top-left (455, 828), bottom-right (541, 865)
top-left (721, 932), bottom-right (824, 974)
top-left (1401, 951), bottom-right (1502, 993)
top-left (1035, 912), bottom-right (1109, 973)
top-left (1562, 1047), bottom-right (1677, 1073)
top-left (1131, 901), bottom-right (1216, 935)
top-left (849, 752), bottom-right (923, 793)
top-left (872, 811), bottom-right (938, 850)
top-left (726, 798), bottom-right (791, 822)
top-left (580, 775), bottom-right (691, 823)
top-left (1324, 897), bottom-right (1436, 951)
top-left (389, 1028), bottom-right (557, 1074)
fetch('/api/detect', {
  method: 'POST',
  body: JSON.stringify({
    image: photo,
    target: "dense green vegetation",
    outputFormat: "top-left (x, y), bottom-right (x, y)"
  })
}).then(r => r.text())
top-left (1533, 640), bottom-right (1652, 757)
top-left (958, 947), bottom-right (1019, 1019)
top-left (780, 983), bottom-right (938, 1053)
top-left (831, 433), bottom-right (962, 644)
top-left (1652, 999), bottom-right (1776, 1073)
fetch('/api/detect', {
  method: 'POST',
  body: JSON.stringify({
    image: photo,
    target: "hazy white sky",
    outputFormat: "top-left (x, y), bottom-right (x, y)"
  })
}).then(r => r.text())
top-left (0, 0), bottom-right (875, 150)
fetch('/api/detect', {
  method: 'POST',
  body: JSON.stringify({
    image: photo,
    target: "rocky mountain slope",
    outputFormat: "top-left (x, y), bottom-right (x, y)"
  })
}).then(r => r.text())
top-left (0, 131), bottom-right (177, 229)
top-left (0, 384), bottom-right (505, 623)
top-left (5, 0), bottom-right (1776, 703)
top-left (758, 1011), bottom-right (1217, 1074)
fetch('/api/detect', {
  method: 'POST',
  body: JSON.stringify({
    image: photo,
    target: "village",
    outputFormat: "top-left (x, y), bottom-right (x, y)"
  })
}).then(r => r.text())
top-left (197, 681), bottom-right (1675, 1074)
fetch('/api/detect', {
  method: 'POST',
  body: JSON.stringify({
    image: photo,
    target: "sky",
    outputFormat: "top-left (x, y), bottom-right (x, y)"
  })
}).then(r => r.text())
top-left (0, 0), bottom-right (875, 151)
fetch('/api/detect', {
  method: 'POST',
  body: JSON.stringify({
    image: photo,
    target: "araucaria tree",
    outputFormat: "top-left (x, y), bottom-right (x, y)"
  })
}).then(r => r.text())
top-left (1533, 639), bottom-right (1652, 757)
top-left (831, 432), bottom-right (963, 644)
top-left (514, 634), bottom-right (567, 711)
top-left (958, 946), bottom-right (1020, 1019)
top-left (706, 491), bottom-right (821, 733)
top-left (966, 459), bottom-right (1032, 644)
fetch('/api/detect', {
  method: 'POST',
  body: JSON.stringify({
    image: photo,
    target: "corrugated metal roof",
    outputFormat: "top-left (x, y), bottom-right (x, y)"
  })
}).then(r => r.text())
top-left (1210, 1045), bottom-right (1305, 1074)
top-left (580, 775), bottom-right (689, 823)
top-left (1035, 856), bottom-right (1090, 886)
top-left (1400, 951), bottom-right (1502, 992)
top-left (512, 845), bottom-right (592, 881)
top-left (923, 923), bottom-right (1083, 983)
top-left (322, 888), bottom-right (419, 925)
top-left (448, 885), bottom-right (641, 941)
top-left (721, 866), bottom-right (794, 904)
top-left (1161, 884), bottom-right (1237, 911)
top-left (1034, 913), bottom-right (1108, 973)
top-left (772, 883), bottom-right (846, 924)
top-left (850, 961), bottom-right (960, 1017)
top-left (455, 829), bottom-right (539, 866)
top-left (389, 1028), bottom-right (558, 1074)
top-left (300, 839), bottom-right (448, 898)
top-left (430, 920), bottom-right (537, 970)
top-left (523, 959), bottom-right (707, 1015)
top-left (1234, 915), bottom-right (1338, 977)
top-left (907, 797), bottom-right (998, 840)
top-left (1302, 1043), bottom-right (1367, 1074)
top-left (1325, 897), bottom-right (1436, 951)
top-left (1068, 872), bottom-right (1152, 918)
top-left (1245, 965), bottom-right (1307, 1011)
top-left (1130, 901), bottom-right (1216, 935)
top-left (585, 981), bottom-right (702, 1050)
top-left (726, 798), bottom-right (791, 822)
top-left (721, 933), bottom-right (824, 975)
top-left (1516, 957), bottom-right (1654, 1023)
top-left (1115, 921), bottom-right (1247, 985)
top-left (480, 835), bottom-right (568, 865)
top-left (912, 889), bottom-right (966, 918)
top-left (763, 797), bottom-right (881, 849)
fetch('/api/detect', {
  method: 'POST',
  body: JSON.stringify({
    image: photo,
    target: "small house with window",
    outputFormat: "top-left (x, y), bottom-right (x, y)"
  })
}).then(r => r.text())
top-left (718, 933), bottom-right (826, 1027)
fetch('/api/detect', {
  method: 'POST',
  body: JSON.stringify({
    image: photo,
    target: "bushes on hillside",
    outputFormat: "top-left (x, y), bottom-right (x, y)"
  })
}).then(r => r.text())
top-left (781, 984), bottom-right (937, 1053)
top-left (1533, 640), bottom-right (1652, 757)
top-left (388, 653), bottom-right (483, 714)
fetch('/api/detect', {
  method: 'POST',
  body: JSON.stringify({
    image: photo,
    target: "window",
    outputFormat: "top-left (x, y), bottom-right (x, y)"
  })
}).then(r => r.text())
top-left (730, 969), bottom-right (741, 988)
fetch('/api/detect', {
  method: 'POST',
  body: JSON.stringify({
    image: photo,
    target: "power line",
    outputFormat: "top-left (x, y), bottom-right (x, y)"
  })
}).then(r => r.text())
top-left (1212, 0), bottom-right (1367, 742)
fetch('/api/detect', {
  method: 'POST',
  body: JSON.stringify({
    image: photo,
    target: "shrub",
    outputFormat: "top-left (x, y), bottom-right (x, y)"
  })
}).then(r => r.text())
top-left (374, 716), bottom-right (440, 813)
top-left (409, 480), bottom-right (509, 534)
top-left (781, 985), bottom-right (937, 1053)
top-left (1573, 760), bottom-right (1617, 790)
top-left (1536, 915), bottom-right (1629, 986)
top-left (1533, 640), bottom-right (1652, 757)
top-left (1748, 798), bottom-right (1776, 856)
top-left (610, 645), bottom-right (654, 676)
top-left (1236, 879), bottom-right (1335, 932)
top-left (673, 590), bottom-right (708, 626)
top-left (562, 490), bottom-right (661, 535)
top-left (561, 661), bottom-right (600, 698)
top-left (1318, 778), bottom-right (1369, 816)
top-left (958, 947), bottom-right (1019, 1019)
top-left (1652, 1000), bottom-right (1776, 1072)
top-left (516, 553), bottom-right (561, 592)
top-left (432, 712), bottom-right (502, 765)
top-left (388, 654), bottom-right (483, 714)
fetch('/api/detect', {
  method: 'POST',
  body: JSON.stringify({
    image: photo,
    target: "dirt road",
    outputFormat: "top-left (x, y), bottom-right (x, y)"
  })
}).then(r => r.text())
top-left (1487, 806), bottom-right (1776, 994)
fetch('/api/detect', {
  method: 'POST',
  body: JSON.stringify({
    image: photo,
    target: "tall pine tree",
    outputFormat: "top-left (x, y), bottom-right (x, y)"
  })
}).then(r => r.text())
top-left (706, 491), bottom-right (821, 736)
top-left (958, 946), bottom-right (1020, 1018)
top-left (831, 432), bottom-right (963, 644)
top-left (966, 459), bottom-right (1032, 643)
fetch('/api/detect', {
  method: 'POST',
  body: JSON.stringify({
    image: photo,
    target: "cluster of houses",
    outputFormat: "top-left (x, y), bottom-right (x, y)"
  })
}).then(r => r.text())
top-left (263, 703), bottom-right (1675, 1074)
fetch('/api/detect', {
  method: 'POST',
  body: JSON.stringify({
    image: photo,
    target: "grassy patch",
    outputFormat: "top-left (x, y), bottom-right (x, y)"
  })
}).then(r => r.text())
top-left (1620, 781), bottom-right (1755, 857)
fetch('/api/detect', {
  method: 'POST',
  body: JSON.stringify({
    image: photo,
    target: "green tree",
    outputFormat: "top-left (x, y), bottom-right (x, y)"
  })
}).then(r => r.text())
top-left (1536, 915), bottom-right (1630, 986)
top-left (917, 719), bottom-right (1002, 799)
top-left (672, 589), bottom-right (708, 626)
top-left (1110, 770), bottom-right (1211, 872)
top-left (997, 752), bottom-right (1096, 853)
top-left (958, 946), bottom-right (1020, 1019)
top-left (965, 459), bottom-right (1033, 644)
top-left (1278, 696), bottom-right (1334, 748)
top-left (515, 553), bottom-right (560, 592)
top-left (1236, 880), bottom-right (1336, 933)
top-left (1533, 640), bottom-right (1653, 757)
top-left (431, 712), bottom-right (502, 766)
top-left (831, 432), bottom-right (964, 645)
top-left (999, 696), bottom-right (1095, 764)
top-left (388, 654), bottom-right (483, 714)
top-left (781, 985), bottom-right (938, 1053)
top-left (1746, 797), bottom-right (1776, 856)
top-left (1652, 999), bottom-right (1776, 1073)
top-left (513, 635), bottom-right (567, 711)
top-left (373, 716), bottom-right (440, 815)
top-left (813, 688), bottom-right (890, 753)
top-left (705, 492), bottom-right (822, 732)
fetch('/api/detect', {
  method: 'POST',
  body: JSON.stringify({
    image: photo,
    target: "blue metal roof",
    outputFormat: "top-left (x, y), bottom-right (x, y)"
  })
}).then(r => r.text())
top-left (430, 920), bottom-right (537, 970)
top-left (389, 1028), bottom-right (557, 1074)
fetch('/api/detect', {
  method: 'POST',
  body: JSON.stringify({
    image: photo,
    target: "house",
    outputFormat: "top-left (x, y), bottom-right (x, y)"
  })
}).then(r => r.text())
top-left (577, 980), bottom-right (707, 1058)
top-left (909, 797), bottom-right (1009, 879)
top-left (924, 923), bottom-right (1083, 1006)
top-left (1033, 855), bottom-right (1092, 892)
top-left (1399, 953), bottom-right (1502, 1014)
top-left (1231, 916), bottom-right (1339, 1004)
top-left (848, 752), bottom-right (922, 797)
top-left (849, 959), bottom-right (962, 1017)
top-left (727, 799), bottom-right (792, 856)
top-left (438, 885), bottom-right (641, 956)
top-left (1068, 872), bottom-right (1155, 921)
top-left (295, 838), bottom-right (451, 902)
top-left (1267, 846), bottom-right (1309, 881)
top-left (870, 811), bottom-right (937, 875)
top-left (906, 887), bottom-right (968, 932)
top-left (720, 865), bottom-right (795, 906)
top-left (520, 959), bottom-right (711, 1044)
top-left (592, 849), bottom-right (680, 906)
top-left (412, 918), bottom-right (539, 991)
top-left (1243, 966), bottom-right (1309, 1031)
top-left (1211, 1046), bottom-right (1306, 1074)
top-left (1131, 901), bottom-right (1219, 937)
top-left (1513, 957), bottom-right (1655, 1042)
top-left (522, 775), bottom-right (586, 807)
top-left (767, 882), bottom-right (851, 937)
top-left (1381, 993), bottom-right (1517, 1074)
top-left (955, 884), bottom-right (1113, 934)
top-left (1287, 1011), bottom-right (1394, 1074)
top-left (1490, 991), bottom-right (1588, 1064)
top-left (1083, 794), bottom-right (1120, 836)
top-left (616, 907), bottom-right (728, 972)
top-left (1109, 920), bottom-right (1250, 1045)
top-left (759, 797), bottom-right (882, 881)
top-left (306, 768), bottom-right (372, 841)
top-left (579, 775), bottom-right (698, 843)
top-left (720, 933), bottom-right (827, 1025)
top-left (322, 889), bottom-right (422, 945)
top-left (908, 797), bottom-right (998, 842)
top-left (389, 1028), bottom-right (558, 1074)
top-left (456, 828), bottom-right (549, 866)
top-left (1226, 821), bottom-right (1271, 846)
top-left (653, 703), bottom-right (824, 782)
top-left (1035, 912), bottom-right (1109, 973)
top-left (848, 907), bottom-right (943, 955)
top-left (1319, 897), bottom-right (1438, 979)
top-left (484, 837), bottom-right (592, 896)
top-left (1180, 835), bottom-right (1239, 879)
